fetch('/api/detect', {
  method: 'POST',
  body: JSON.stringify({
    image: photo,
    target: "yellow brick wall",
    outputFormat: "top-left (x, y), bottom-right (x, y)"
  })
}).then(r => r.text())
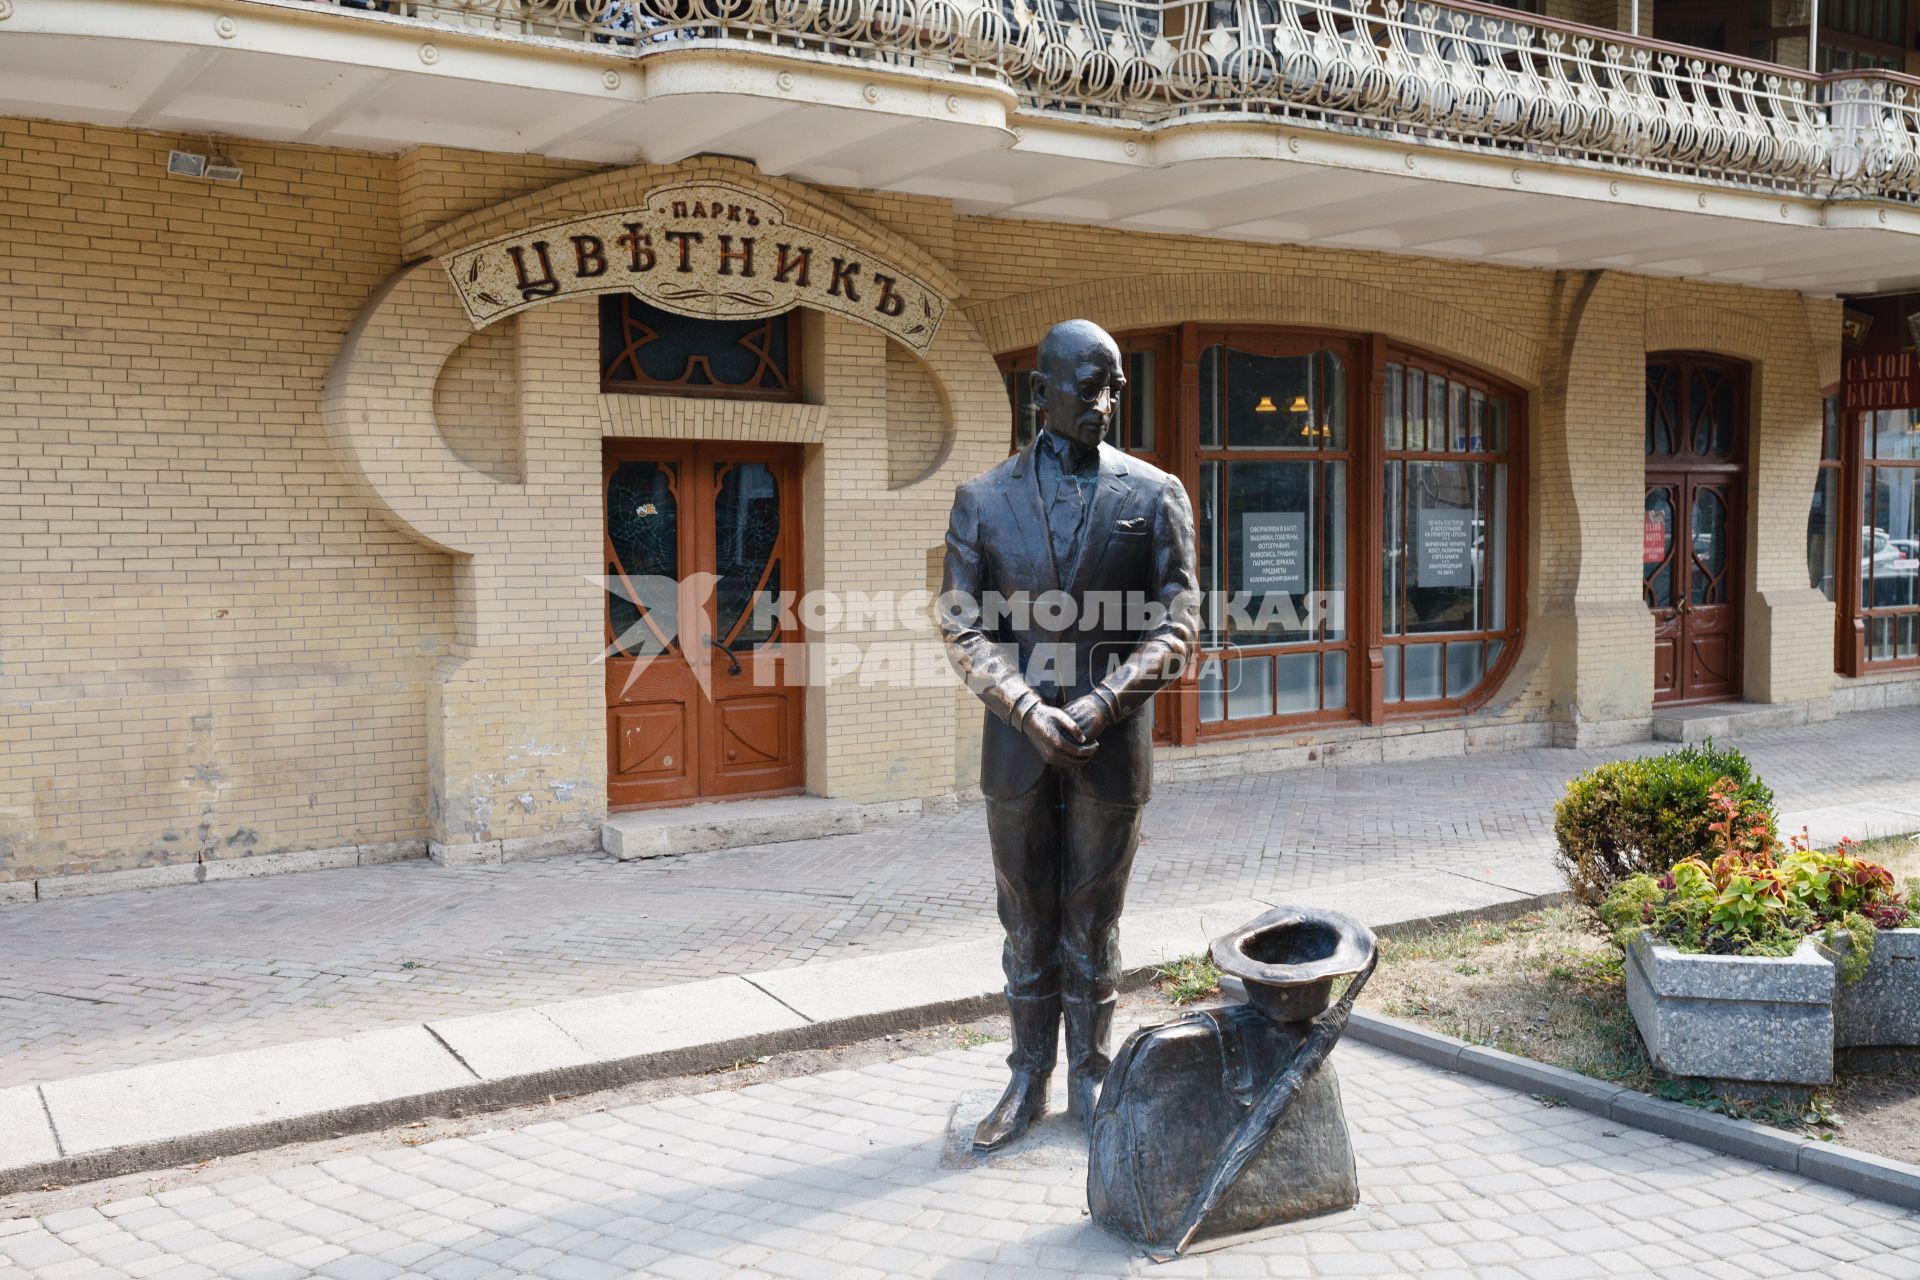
top-left (433, 320), bottom-right (524, 483)
top-left (885, 343), bottom-right (950, 488)
top-left (0, 118), bottom-right (1844, 881)
top-left (0, 119), bottom-right (449, 883)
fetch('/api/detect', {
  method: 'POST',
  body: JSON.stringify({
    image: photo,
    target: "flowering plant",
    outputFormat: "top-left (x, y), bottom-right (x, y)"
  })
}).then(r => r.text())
top-left (1600, 778), bottom-right (1915, 982)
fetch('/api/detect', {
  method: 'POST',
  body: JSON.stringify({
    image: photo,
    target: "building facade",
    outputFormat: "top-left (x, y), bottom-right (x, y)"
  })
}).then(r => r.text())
top-left (3, 0), bottom-right (1919, 889)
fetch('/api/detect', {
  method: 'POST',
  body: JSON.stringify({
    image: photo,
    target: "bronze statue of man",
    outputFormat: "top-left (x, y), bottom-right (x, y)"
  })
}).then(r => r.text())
top-left (940, 318), bottom-right (1199, 1149)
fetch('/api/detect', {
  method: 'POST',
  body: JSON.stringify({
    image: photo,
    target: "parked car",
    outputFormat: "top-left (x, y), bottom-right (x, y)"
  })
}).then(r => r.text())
top-left (1866, 528), bottom-right (1920, 606)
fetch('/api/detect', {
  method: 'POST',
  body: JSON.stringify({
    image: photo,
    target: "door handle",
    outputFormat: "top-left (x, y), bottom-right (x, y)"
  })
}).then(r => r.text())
top-left (705, 634), bottom-right (743, 677)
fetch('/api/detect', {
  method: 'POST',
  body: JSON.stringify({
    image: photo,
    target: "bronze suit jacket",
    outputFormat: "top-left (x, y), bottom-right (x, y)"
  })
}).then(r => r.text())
top-left (940, 439), bottom-right (1199, 805)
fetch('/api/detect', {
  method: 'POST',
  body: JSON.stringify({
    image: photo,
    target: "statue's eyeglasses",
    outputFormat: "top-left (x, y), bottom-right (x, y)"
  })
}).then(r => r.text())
top-left (1074, 377), bottom-right (1127, 404)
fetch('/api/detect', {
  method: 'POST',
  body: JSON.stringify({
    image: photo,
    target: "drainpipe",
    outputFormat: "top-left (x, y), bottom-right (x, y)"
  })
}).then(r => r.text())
top-left (1809, 0), bottom-right (1820, 71)
top-left (1630, 0), bottom-right (1638, 35)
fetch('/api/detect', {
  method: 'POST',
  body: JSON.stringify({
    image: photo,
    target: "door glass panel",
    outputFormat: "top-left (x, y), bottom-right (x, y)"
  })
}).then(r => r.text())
top-left (1690, 368), bottom-right (1728, 458)
top-left (607, 460), bottom-right (680, 657)
top-left (1644, 488), bottom-right (1676, 609)
top-left (1647, 363), bottom-right (1677, 457)
top-left (712, 461), bottom-right (782, 651)
top-left (1690, 486), bottom-right (1729, 605)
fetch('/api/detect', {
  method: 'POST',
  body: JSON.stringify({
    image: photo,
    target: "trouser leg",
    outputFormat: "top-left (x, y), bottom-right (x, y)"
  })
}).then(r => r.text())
top-left (1059, 780), bottom-right (1142, 1110)
top-left (985, 771), bottom-right (1063, 1074)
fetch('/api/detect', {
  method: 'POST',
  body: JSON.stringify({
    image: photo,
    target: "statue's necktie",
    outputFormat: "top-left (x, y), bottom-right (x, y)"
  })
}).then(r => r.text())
top-left (1040, 431), bottom-right (1096, 584)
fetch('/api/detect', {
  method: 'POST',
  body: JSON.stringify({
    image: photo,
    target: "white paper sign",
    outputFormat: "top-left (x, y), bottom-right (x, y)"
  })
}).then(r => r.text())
top-left (1242, 512), bottom-right (1307, 596)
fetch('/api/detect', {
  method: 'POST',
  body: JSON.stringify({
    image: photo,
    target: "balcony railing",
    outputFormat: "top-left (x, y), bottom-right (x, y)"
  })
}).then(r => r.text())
top-left (312, 0), bottom-right (1920, 202)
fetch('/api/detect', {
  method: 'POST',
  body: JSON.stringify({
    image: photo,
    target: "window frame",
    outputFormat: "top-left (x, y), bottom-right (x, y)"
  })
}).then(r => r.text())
top-left (599, 294), bottom-right (805, 404)
top-left (1846, 408), bottom-right (1920, 673)
top-left (1376, 346), bottom-right (1524, 718)
top-left (1190, 328), bottom-right (1361, 735)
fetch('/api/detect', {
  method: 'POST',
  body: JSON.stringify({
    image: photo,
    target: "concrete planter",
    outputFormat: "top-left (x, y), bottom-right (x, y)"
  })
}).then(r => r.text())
top-left (1623, 933), bottom-right (1836, 1086)
top-left (1834, 928), bottom-right (1920, 1050)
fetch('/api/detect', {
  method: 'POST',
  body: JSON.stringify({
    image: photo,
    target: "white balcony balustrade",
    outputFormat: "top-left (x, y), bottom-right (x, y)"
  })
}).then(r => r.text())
top-left (306, 0), bottom-right (1920, 201)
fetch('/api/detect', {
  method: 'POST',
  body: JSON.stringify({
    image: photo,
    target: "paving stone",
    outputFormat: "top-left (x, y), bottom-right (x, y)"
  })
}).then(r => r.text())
top-left (747, 937), bottom-right (1004, 1028)
top-left (0, 1086), bottom-right (58, 1168)
top-left (41, 1028), bottom-right (474, 1155)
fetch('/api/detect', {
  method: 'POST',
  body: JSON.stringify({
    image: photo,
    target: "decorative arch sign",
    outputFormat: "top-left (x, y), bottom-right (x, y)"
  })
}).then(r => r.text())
top-left (441, 181), bottom-right (947, 354)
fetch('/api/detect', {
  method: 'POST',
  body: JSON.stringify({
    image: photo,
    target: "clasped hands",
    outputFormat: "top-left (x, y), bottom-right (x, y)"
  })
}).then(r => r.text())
top-left (1021, 695), bottom-right (1112, 769)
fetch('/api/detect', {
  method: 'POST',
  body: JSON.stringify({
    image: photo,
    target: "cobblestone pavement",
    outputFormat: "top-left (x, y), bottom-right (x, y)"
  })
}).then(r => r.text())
top-left (3, 707), bottom-right (1918, 1089)
top-left (3, 1026), bottom-right (1918, 1279)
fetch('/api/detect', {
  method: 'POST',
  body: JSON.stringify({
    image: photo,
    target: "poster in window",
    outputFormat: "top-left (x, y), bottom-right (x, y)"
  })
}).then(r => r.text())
top-left (1416, 508), bottom-right (1475, 588)
top-left (1644, 509), bottom-right (1669, 565)
top-left (1242, 512), bottom-right (1307, 596)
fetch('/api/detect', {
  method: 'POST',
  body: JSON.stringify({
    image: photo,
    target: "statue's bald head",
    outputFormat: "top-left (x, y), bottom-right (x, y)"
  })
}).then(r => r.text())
top-left (1037, 318), bottom-right (1120, 372)
top-left (1034, 319), bottom-right (1124, 452)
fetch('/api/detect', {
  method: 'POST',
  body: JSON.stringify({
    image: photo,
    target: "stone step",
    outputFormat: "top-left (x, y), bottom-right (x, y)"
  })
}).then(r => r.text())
top-left (600, 794), bottom-right (924, 861)
top-left (1649, 700), bottom-right (1816, 744)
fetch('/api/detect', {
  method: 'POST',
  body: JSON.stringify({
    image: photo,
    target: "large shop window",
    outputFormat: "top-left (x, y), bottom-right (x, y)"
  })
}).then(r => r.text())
top-left (997, 326), bottom-right (1524, 745)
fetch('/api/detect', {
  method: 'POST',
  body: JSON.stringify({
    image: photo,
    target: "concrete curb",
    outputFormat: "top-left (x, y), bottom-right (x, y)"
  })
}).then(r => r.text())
top-left (1347, 1009), bottom-right (1920, 1212)
top-left (0, 859), bottom-right (1564, 1195)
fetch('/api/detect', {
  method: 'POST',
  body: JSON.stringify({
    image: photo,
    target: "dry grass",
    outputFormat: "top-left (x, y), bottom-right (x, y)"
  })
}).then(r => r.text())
top-left (1854, 833), bottom-right (1920, 890)
top-left (1357, 906), bottom-right (1654, 1089)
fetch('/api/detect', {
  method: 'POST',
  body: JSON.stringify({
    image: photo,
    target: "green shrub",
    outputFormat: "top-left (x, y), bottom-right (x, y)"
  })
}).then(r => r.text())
top-left (1553, 740), bottom-right (1775, 913)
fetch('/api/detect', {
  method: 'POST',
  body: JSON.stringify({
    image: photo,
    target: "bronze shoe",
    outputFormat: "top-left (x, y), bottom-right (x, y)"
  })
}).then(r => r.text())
top-left (973, 1069), bottom-right (1050, 1150)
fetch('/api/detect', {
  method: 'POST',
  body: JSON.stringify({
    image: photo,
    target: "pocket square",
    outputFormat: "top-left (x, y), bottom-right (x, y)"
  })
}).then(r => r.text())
top-left (1115, 516), bottom-right (1149, 533)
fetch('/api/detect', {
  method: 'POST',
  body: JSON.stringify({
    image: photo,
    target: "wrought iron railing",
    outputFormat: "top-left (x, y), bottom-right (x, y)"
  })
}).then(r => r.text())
top-left (310, 0), bottom-right (1920, 201)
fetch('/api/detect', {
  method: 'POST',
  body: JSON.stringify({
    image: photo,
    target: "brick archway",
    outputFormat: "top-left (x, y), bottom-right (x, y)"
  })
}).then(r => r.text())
top-left (321, 161), bottom-right (1007, 858)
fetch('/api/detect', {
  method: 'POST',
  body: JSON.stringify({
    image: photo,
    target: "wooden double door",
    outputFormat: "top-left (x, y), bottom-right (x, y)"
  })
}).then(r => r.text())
top-left (1644, 355), bottom-right (1747, 705)
top-left (604, 441), bottom-right (804, 808)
